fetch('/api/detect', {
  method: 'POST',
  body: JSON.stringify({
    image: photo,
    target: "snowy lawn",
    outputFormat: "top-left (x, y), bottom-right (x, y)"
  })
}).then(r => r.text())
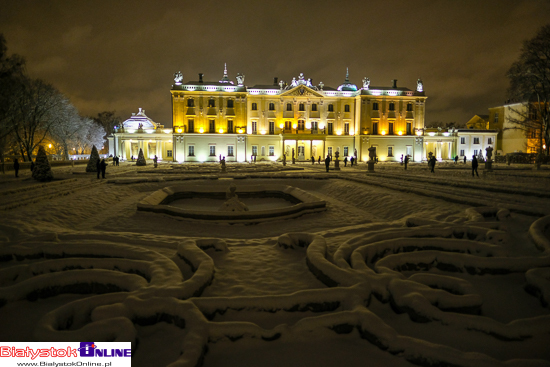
top-left (0, 161), bottom-right (549, 366)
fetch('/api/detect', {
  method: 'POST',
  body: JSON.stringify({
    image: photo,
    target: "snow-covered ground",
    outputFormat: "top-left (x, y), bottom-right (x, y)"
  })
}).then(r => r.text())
top-left (0, 160), bottom-right (549, 366)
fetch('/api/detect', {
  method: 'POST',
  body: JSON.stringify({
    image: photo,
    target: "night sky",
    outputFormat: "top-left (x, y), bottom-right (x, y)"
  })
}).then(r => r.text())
top-left (1, 0), bottom-right (549, 127)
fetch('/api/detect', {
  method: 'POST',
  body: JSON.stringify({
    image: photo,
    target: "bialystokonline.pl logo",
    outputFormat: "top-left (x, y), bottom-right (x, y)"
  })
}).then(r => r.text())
top-left (0, 342), bottom-right (131, 366)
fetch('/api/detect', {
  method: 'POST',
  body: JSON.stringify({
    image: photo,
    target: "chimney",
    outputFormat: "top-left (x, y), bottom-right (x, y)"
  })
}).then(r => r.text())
top-left (392, 79), bottom-right (397, 88)
top-left (199, 73), bottom-right (204, 83)
top-left (273, 77), bottom-right (278, 86)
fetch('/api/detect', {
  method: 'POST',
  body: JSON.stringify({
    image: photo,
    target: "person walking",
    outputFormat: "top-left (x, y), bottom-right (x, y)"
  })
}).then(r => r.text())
top-left (324, 155), bottom-right (330, 172)
top-left (430, 156), bottom-right (436, 173)
top-left (344, 157), bottom-right (348, 167)
top-left (311, 156), bottom-right (315, 165)
top-left (100, 159), bottom-right (107, 179)
top-left (472, 155), bottom-right (479, 177)
top-left (454, 155), bottom-right (458, 164)
top-left (350, 156), bottom-right (354, 166)
top-left (404, 155), bottom-right (409, 170)
top-left (13, 159), bottom-right (19, 178)
top-left (318, 156), bottom-right (321, 164)
top-left (463, 155), bottom-right (467, 164)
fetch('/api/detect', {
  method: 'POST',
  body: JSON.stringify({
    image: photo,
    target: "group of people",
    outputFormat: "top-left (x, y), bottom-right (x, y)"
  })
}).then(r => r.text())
top-left (96, 159), bottom-right (108, 179)
top-left (427, 155), bottom-right (480, 177)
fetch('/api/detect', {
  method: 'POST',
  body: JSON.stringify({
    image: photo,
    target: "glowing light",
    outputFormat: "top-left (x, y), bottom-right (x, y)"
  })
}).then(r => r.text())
top-left (199, 127), bottom-right (204, 133)
top-left (292, 123), bottom-right (297, 129)
top-left (398, 131), bottom-right (403, 136)
top-left (428, 132), bottom-right (435, 136)
top-left (544, 144), bottom-right (547, 149)
top-left (426, 142), bottom-right (428, 145)
top-left (149, 140), bottom-right (152, 142)
top-left (219, 128), bottom-right (224, 134)
top-left (305, 121), bottom-right (311, 129)
top-left (169, 140), bottom-right (172, 143)
top-left (350, 129), bottom-right (355, 135)
top-left (336, 130), bottom-right (342, 136)
top-left (260, 130), bottom-right (266, 135)
top-left (279, 123), bottom-right (284, 129)
top-left (319, 123), bottom-right (325, 129)
top-left (416, 130), bottom-right (422, 136)
top-left (48, 144), bottom-right (52, 148)
top-left (237, 128), bottom-right (245, 134)
top-left (176, 127), bottom-right (183, 133)
top-left (381, 130), bottom-right (386, 135)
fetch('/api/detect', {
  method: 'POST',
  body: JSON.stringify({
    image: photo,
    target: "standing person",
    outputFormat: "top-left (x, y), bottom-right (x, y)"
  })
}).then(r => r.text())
top-left (463, 155), bottom-right (467, 164)
top-left (400, 154), bottom-right (404, 165)
top-left (344, 156), bottom-right (348, 167)
top-left (454, 155), bottom-right (458, 164)
top-left (318, 156), bottom-right (321, 164)
top-left (324, 155), bottom-right (330, 172)
top-left (13, 159), bottom-right (19, 178)
top-left (350, 156), bottom-right (354, 166)
top-left (153, 155), bottom-right (158, 168)
top-left (96, 159), bottom-right (101, 179)
top-left (472, 155), bottom-right (479, 177)
top-left (311, 156), bottom-right (315, 165)
top-left (404, 155), bottom-right (409, 170)
top-left (100, 159), bottom-right (107, 179)
top-left (430, 156), bottom-right (436, 173)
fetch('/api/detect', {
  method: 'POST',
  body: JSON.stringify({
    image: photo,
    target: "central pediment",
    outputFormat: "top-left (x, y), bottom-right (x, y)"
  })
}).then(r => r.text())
top-left (280, 85), bottom-right (324, 98)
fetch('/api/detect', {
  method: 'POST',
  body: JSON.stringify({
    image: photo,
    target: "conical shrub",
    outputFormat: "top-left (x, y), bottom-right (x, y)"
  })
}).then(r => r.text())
top-left (32, 145), bottom-right (53, 182)
top-left (136, 148), bottom-right (146, 166)
top-left (86, 145), bottom-right (100, 172)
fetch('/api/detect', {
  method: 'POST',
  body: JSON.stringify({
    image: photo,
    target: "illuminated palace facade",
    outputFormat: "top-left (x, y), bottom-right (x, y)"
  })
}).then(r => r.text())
top-left (110, 67), bottom-right (431, 163)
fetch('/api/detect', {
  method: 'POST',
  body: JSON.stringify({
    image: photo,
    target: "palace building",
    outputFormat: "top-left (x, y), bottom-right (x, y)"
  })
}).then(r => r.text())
top-left (109, 66), bottom-right (430, 163)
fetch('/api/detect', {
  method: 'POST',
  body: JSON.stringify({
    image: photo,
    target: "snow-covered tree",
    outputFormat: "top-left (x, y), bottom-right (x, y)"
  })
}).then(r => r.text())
top-left (136, 148), bottom-right (146, 166)
top-left (86, 145), bottom-right (100, 172)
top-left (32, 145), bottom-right (53, 182)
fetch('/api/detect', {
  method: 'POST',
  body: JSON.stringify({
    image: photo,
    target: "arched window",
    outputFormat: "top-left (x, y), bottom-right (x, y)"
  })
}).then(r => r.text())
top-left (299, 103), bottom-right (305, 111)
top-left (389, 102), bottom-right (395, 111)
top-left (269, 103), bottom-right (275, 111)
top-left (252, 102), bottom-right (257, 110)
top-left (286, 103), bottom-right (292, 111)
top-left (187, 99), bottom-right (194, 107)
top-left (345, 104), bottom-right (350, 112)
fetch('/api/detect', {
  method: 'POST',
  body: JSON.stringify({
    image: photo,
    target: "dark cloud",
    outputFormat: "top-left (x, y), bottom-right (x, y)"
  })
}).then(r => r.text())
top-left (1, 0), bottom-right (549, 125)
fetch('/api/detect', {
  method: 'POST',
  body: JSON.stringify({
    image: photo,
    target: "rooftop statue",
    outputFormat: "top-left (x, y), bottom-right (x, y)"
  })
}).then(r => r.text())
top-left (363, 77), bottom-right (370, 89)
top-left (417, 78), bottom-right (424, 93)
top-left (174, 71), bottom-right (183, 85)
top-left (236, 73), bottom-right (245, 86)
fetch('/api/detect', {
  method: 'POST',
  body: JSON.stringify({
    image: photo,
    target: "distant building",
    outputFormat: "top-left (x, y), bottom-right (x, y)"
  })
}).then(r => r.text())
top-left (110, 67), bottom-right (431, 162)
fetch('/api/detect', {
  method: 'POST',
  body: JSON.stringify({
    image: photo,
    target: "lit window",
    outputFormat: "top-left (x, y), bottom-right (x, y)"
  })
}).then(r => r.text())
top-left (166, 150), bottom-right (173, 157)
top-left (252, 103), bottom-right (257, 110)
top-left (344, 146), bottom-right (349, 156)
top-left (269, 145), bottom-right (274, 156)
top-left (252, 121), bottom-right (257, 133)
top-left (252, 145), bottom-right (258, 156)
top-left (473, 137), bottom-right (480, 144)
top-left (188, 146), bottom-right (195, 156)
top-left (460, 149), bottom-right (465, 156)
top-left (298, 120), bottom-right (305, 130)
top-left (345, 104), bottom-right (350, 112)
top-left (488, 138), bottom-right (493, 145)
top-left (228, 145), bottom-right (234, 156)
top-left (269, 121), bottom-right (275, 134)
top-left (344, 122), bottom-right (350, 135)
top-left (460, 137), bottom-right (465, 144)
top-left (208, 99), bottom-right (215, 108)
top-left (388, 146), bottom-right (393, 157)
top-left (187, 99), bottom-right (194, 107)
top-left (209, 145), bottom-right (216, 156)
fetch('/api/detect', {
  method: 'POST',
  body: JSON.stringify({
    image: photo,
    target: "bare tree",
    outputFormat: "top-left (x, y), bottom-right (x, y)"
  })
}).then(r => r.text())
top-left (506, 24), bottom-right (550, 155)
top-left (11, 78), bottom-right (66, 161)
top-left (92, 111), bottom-right (121, 152)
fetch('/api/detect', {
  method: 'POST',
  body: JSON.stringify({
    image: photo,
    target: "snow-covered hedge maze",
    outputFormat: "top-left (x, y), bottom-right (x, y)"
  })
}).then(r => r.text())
top-left (2, 209), bottom-right (550, 366)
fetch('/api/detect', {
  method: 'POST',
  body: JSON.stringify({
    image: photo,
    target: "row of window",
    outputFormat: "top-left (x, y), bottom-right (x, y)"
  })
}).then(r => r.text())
top-left (460, 137), bottom-right (493, 145)
top-left (371, 122), bottom-right (413, 135)
top-left (187, 145), bottom-right (275, 158)
top-left (185, 99), bottom-right (414, 112)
